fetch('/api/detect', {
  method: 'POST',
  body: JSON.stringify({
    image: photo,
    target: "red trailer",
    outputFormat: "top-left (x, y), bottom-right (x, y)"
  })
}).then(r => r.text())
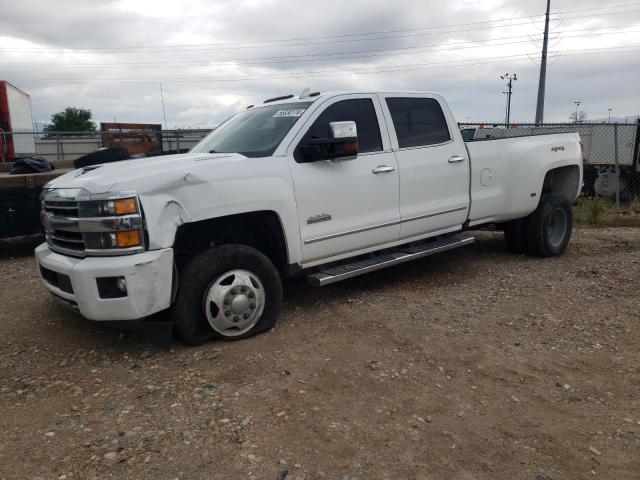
top-left (0, 81), bottom-right (36, 162)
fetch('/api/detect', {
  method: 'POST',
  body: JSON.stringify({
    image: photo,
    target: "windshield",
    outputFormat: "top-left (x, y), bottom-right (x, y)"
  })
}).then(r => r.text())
top-left (191, 102), bottom-right (313, 157)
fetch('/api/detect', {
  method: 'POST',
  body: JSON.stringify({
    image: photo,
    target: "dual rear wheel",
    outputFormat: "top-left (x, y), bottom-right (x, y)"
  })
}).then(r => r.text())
top-left (503, 193), bottom-right (573, 257)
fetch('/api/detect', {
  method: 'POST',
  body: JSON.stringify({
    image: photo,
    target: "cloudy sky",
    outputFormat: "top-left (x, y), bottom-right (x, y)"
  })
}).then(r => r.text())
top-left (1, 0), bottom-right (639, 128)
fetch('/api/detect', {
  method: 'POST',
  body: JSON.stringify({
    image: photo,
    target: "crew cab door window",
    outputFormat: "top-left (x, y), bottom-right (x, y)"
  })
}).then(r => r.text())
top-left (297, 99), bottom-right (383, 161)
top-left (288, 95), bottom-right (400, 263)
top-left (386, 97), bottom-right (451, 148)
top-left (381, 94), bottom-right (468, 241)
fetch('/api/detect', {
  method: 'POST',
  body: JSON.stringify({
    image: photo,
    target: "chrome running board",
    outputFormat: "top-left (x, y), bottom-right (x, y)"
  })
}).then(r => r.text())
top-left (307, 233), bottom-right (474, 287)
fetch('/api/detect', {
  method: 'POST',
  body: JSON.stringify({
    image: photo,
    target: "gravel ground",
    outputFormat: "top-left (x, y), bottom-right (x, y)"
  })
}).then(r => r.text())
top-left (1, 228), bottom-right (639, 480)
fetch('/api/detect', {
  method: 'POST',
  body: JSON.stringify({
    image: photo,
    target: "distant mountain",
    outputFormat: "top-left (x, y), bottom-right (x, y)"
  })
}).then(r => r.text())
top-left (588, 115), bottom-right (640, 124)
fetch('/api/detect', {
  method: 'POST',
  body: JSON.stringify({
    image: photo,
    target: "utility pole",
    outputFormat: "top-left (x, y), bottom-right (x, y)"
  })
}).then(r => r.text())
top-left (535, 0), bottom-right (551, 124)
top-left (502, 91), bottom-right (509, 125)
top-left (159, 83), bottom-right (168, 130)
top-left (608, 108), bottom-right (612, 123)
top-left (574, 101), bottom-right (581, 124)
top-left (501, 73), bottom-right (517, 127)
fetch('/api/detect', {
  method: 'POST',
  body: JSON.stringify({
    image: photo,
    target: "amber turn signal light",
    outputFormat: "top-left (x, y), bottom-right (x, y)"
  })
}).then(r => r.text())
top-left (114, 198), bottom-right (137, 216)
top-left (115, 230), bottom-right (141, 248)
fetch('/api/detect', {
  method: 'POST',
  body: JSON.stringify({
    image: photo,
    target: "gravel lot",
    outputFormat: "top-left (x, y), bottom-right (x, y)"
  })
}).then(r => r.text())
top-left (1, 228), bottom-right (639, 480)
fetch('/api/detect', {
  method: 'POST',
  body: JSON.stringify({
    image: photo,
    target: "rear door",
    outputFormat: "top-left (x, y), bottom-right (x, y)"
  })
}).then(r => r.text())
top-left (287, 95), bottom-right (400, 263)
top-left (380, 94), bottom-right (470, 240)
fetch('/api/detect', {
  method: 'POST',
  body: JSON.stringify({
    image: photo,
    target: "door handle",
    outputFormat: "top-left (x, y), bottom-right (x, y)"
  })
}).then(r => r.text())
top-left (448, 155), bottom-right (465, 163)
top-left (372, 165), bottom-right (395, 174)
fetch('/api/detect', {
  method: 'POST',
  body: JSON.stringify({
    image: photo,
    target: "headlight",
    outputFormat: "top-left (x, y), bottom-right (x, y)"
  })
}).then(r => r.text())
top-left (78, 196), bottom-right (139, 217)
top-left (42, 190), bottom-right (145, 257)
top-left (113, 198), bottom-right (138, 216)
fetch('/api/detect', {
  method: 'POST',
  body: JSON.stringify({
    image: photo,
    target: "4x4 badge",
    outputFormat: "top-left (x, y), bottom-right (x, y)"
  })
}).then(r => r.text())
top-left (307, 213), bottom-right (332, 224)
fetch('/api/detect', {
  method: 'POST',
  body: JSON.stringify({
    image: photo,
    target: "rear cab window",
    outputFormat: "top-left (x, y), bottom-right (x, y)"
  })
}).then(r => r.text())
top-left (385, 97), bottom-right (451, 148)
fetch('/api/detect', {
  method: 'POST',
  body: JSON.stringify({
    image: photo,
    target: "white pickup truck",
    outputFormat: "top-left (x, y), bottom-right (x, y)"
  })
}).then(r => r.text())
top-left (36, 91), bottom-right (583, 344)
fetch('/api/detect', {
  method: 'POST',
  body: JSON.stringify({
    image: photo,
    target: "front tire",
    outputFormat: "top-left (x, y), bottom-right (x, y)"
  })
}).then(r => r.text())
top-left (171, 244), bottom-right (283, 345)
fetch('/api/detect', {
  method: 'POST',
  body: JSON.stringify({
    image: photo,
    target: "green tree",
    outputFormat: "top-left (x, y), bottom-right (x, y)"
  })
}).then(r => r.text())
top-left (43, 107), bottom-right (97, 133)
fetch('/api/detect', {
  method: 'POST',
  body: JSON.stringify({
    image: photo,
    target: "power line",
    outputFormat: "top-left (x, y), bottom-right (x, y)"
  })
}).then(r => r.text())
top-left (136, 1), bottom-right (640, 19)
top-left (3, 27), bottom-right (638, 69)
top-left (2, 7), bottom-right (638, 53)
top-left (0, 16), bottom-right (545, 50)
top-left (13, 46), bottom-right (639, 84)
top-left (550, 1), bottom-right (640, 16)
top-left (0, 19), bottom-right (548, 52)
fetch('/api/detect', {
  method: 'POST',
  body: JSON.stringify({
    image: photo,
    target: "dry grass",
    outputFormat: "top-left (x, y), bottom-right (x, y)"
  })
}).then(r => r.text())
top-left (574, 196), bottom-right (640, 227)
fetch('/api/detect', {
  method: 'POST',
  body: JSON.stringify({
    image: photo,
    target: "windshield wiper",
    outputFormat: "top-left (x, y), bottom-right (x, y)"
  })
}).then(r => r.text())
top-left (208, 149), bottom-right (218, 153)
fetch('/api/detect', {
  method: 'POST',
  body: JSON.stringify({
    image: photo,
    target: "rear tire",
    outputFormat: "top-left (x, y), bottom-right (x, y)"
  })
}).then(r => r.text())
top-left (171, 244), bottom-right (283, 346)
top-left (524, 194), bottom-right (573, 257)
top-left (503, 219), bottom-right (528, 254)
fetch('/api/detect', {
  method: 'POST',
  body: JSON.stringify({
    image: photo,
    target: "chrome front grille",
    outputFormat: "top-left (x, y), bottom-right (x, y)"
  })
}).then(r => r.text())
top-left (43, 198), bottom-right (87, 256)
top-left (50, 229), bottom-right (85, 252)
top-left (43, 200), bottom-right (80, 217)
top-left (42, 190), bottom-right (145, 258)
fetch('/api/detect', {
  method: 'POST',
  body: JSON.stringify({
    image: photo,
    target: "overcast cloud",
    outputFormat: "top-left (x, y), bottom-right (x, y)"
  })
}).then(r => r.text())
top-left (1, 0), bottom-right (639, 128)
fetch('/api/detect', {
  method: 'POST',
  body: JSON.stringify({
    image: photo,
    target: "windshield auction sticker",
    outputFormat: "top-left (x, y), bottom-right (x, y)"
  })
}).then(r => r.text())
top-left (273, 109), bottom-right (306, 118)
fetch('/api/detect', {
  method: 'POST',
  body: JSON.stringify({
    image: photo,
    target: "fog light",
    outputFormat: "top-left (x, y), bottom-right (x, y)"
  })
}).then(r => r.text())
top-left (116, 276), bottom-right (127, 293)
top-left (97, 276), bottom-right (128, 298)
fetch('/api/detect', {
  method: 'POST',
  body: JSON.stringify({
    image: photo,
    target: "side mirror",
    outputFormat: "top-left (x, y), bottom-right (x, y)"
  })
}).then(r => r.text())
top-left (299, 121), bottom-right (358, 162)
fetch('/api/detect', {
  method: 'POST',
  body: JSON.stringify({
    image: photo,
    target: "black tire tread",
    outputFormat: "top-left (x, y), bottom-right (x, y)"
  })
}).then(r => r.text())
top-left (171, 244), bottom-right (282, 345)
top-left (503, 218), bottom-right (527, 254)
top-left (524, 194), bottom-right (573, 258)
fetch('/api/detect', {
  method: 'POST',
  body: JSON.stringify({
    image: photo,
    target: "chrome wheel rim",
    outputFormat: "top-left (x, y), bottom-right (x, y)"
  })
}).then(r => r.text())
top-left (547, 207), bottom-right (568, 248)
top-left (202, 269), bottom-right (265, 337)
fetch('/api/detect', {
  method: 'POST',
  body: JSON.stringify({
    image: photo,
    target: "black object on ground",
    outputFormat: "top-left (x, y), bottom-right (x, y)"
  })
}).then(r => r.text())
top-left (9, 156), bottom-right (54, 174)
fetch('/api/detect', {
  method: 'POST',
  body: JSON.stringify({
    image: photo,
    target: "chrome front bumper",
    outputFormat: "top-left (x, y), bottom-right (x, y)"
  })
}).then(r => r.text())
top-left (35, 243), bottom-right (173, 321)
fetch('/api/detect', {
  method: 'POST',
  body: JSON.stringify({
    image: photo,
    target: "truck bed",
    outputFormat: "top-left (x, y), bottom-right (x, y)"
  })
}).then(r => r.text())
top-left (1, 160), bottom-right (75, 239)
top-left (465, 124), bottom-right (638, 167)
top-left (0, 159), bottom-right (74, 189)
top-left (465, 132), bottom-right (582, 226)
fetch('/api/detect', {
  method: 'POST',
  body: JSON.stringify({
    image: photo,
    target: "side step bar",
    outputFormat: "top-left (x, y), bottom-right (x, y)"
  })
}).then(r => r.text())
top-left (307, 233), bottom-right (474, 287)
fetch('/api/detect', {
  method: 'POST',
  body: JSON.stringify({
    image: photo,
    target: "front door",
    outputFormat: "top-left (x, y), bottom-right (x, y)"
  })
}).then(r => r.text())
top-left (288, 95), bottom-right (400, 263)
top-left (380, 94), bottom-right (470, 240)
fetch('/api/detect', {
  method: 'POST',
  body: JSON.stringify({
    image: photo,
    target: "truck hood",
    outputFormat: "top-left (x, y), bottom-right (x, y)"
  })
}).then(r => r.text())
top-left (43, 150), bottom-right (295, 250)
top-left (45, 152), bottom-right (249, 194)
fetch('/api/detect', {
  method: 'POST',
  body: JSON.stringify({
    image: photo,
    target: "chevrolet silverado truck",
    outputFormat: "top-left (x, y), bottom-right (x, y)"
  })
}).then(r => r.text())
top-left (35, 91), bottom-right (583, 345)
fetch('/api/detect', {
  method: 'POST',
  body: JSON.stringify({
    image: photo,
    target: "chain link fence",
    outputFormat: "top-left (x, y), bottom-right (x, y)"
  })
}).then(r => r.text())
top-left (3, 123), bottom-right (640, 208)
top-left (1, 129), bottom-right (212, 163)
top-left (458, 122), bottom-right (640, 209)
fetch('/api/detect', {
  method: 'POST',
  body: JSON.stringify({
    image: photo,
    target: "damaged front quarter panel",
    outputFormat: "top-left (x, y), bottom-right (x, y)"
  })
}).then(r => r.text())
top-left (140, 194), bottom-right (191, 250)
top-left (130, 249), bottom-right (174, 315)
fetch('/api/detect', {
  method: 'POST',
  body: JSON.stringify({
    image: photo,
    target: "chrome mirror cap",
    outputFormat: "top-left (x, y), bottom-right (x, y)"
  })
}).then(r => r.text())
top-left (330, 121), bottom-right (357, 139)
